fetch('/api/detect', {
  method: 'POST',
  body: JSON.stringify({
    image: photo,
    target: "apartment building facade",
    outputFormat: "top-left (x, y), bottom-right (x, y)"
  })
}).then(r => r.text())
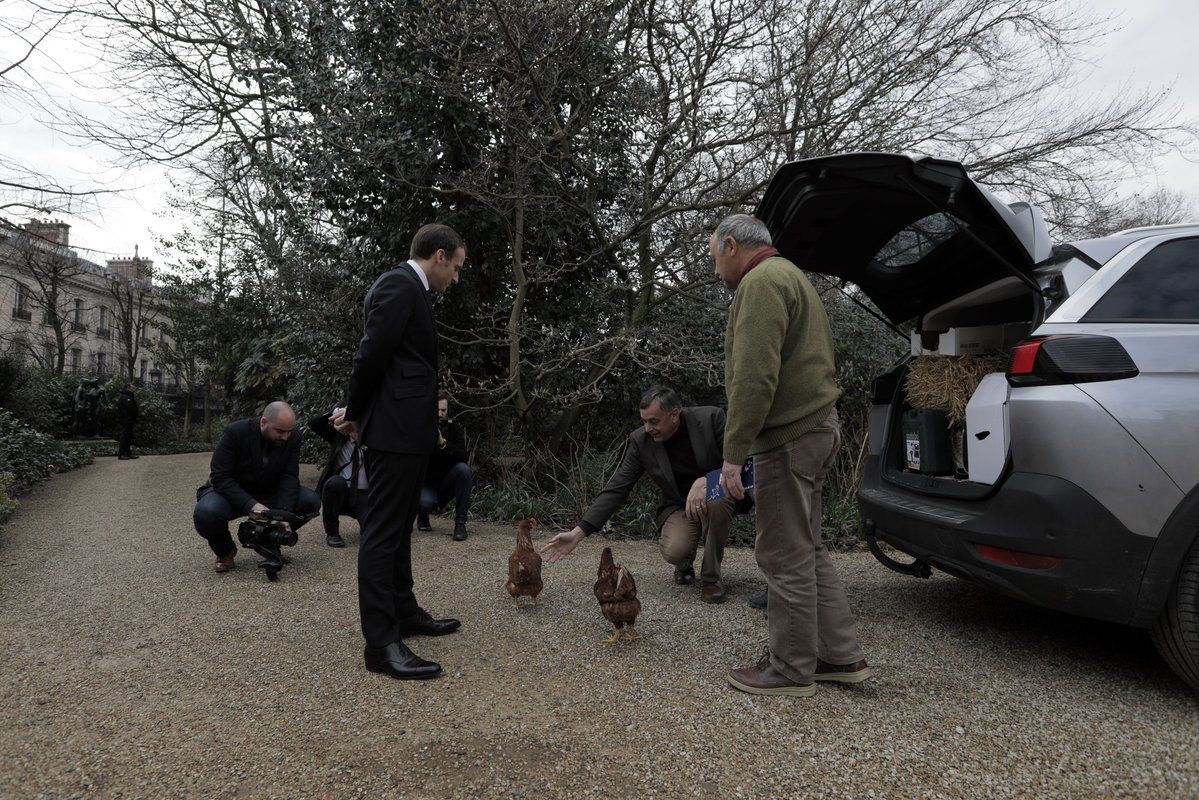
top-left (0, 219), bottom-right (179, 388)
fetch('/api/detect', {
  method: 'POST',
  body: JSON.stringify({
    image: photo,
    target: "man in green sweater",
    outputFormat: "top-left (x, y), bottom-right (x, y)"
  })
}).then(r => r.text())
top-left (712, 213), bottom-right (871, 697)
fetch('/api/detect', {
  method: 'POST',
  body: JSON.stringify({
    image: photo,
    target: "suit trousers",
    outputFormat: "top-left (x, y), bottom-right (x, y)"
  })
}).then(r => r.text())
top-left (321, 476), bottom-right (362, 538)
top-left (658, 498), bottom-right (736, 585)
top-left (358, 448), bottom-right (427, 648)
top-left (753, 410), bottom-right (864, 683)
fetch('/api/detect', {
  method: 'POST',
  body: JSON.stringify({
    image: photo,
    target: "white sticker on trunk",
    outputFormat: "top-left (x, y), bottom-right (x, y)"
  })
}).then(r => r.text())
top-left (905, 436), bottom-right (921, 470)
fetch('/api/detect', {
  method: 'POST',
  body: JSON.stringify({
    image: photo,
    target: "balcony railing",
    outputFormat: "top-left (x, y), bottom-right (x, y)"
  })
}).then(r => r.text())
top-left (96, 327), bottom-right (111, 340)
top-left (11, 308), bottom-right (31, 321)
top-left (70, 322), bottom-right (86, 333)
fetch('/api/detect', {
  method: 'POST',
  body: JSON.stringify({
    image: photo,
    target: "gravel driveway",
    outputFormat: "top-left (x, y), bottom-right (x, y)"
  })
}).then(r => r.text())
top-left (1, 453), bottom-right (1197, 799)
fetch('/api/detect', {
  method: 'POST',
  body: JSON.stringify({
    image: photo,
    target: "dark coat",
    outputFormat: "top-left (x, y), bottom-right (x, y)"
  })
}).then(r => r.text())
top-left (344, 262), bottom-right (439, 454)
top-left (425, 417), bottom-right (468, 486)
top-left (196, 417), bottom-right (302, 513)
top-left (581, 405), bottom-right (727, 533)
top-left (116, 389), bottom-right (139, 425)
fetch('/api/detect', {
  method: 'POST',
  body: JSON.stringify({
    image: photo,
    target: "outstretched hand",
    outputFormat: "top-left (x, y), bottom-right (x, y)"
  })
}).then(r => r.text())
top-left (540, 526), bottom-right (585, 564)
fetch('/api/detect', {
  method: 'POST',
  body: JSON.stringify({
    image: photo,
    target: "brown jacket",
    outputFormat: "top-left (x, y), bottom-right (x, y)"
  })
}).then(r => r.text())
top-left (581, 406), bottom-right (726, 534)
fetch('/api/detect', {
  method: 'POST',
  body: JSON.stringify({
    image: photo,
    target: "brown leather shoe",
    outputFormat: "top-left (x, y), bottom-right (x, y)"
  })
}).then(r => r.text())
top-left (728, 655), bottom-right (816, 697)
top-left (701, 582), bottom-right (726, 604)
top-left (815, 658), bottom-right (872, 684)
top-left (214, 550), bottom-right (236, 573)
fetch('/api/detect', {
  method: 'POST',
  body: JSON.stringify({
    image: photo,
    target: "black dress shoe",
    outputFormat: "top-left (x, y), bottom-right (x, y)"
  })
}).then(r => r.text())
top-left (674, 565), bottom-right (696, 585)
top-left (452, 522), bottom-right (468, 541)
top-left (397, 616), bottom-right (461, 637)
top-left (326, 534), bottom-right (346, 548)
top-left (748, 589), bottom-right (768, 610)
top-left (128, 454), bottom-right (140, 459)
top-left (417, 514), bottom-right (432, 531)
top-left (364, 641), bottom-right (442, 680)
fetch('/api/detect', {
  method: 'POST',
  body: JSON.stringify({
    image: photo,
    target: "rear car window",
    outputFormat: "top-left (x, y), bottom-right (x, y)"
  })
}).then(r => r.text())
top-left (875, 213), bottom-right (958, 268)
top-left (1083, 237), bottom-right (1199, 322)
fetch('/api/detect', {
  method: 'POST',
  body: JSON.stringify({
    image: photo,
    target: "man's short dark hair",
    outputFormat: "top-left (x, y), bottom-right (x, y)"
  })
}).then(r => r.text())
top-left (639, 385), bottom-right (681, 412)
top-left (410, 223), bottom-right (465, 260)
top-left (437, 392), bottom-right (450, 404)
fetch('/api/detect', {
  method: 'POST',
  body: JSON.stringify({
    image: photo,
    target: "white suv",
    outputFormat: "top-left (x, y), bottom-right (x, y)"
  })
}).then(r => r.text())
top-left (757, 153), bottom-right (1199, 690)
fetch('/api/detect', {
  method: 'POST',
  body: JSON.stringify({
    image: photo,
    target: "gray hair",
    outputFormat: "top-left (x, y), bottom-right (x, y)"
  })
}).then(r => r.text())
top-left (713, 214), bottom-right (772, 252)
top-left (639, 385), bottom-right (681, 412)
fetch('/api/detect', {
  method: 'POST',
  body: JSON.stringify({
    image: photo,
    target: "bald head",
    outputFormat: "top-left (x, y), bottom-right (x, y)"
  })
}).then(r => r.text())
top-left (260, 401), bottom-right (297, 445)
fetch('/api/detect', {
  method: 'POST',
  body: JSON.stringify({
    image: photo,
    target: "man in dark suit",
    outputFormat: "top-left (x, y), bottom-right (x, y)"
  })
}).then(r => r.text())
top-left (116, 382), bottom-right (140, 460)
top-left (192, 401), bottom-right (321, 573)
top-left (540, 386), bottom-right (743, 604)
top-left (416, 394), bottom-right (473, 541)
top-left (334, 223), bottom-right (466, 681)
top-left (308, 407), bottom-right (365, 549)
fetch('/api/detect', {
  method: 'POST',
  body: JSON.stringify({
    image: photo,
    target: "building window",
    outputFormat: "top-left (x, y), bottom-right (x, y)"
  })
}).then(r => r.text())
top-left (11, 282), bottom-right (31, 321)
top-left (42, 342), bottom-right (54, 368)
top-left (139, 359), bottom-right (148, 383)
top-left (97, 305), bottom-right (109, 338)
top-left (96, 352), bottom-right (107, 375)
top-left (72, 299), bottom-right (85, 331)
top-left (70, 347), bottom-right (82, 374)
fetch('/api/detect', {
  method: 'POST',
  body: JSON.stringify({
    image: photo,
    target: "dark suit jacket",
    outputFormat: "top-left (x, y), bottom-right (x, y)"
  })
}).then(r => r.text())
top-left (197, 417), bottom-right (303, 512)
top-left (425, 417), bottom-right (468, 486)
top-left (581, 406), bottom-right (727, 533)
top-left (344, 262), bottom-right (439, 454)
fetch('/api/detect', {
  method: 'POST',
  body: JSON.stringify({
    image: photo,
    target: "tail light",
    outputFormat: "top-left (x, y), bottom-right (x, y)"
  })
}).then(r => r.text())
top-left (975, 544), bottom-right (1060, 570)
top-left (1007, 335), bottom-right (1138, 387)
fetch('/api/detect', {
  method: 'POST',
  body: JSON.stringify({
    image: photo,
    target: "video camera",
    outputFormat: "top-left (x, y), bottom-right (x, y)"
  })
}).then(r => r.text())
top-left (237, 508), bottom-right (318, 582)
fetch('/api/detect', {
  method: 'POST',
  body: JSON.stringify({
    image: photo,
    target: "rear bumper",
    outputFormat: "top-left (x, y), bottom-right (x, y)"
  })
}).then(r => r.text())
top-left (858, 460), bottom-right (1156, 626)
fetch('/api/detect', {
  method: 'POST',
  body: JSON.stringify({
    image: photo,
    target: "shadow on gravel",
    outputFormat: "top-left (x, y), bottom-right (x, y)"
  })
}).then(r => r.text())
top-left (864, 569), bottom-right (1193, 696)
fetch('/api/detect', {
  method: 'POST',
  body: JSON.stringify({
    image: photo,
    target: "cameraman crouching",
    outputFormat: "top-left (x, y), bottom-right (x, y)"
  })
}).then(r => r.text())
top-left (193, 401), bottom-right (321, 573)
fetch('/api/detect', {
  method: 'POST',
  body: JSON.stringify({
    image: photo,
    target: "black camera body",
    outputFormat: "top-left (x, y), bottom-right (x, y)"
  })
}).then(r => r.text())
top-left (237, 508), bottom-right (316, 581)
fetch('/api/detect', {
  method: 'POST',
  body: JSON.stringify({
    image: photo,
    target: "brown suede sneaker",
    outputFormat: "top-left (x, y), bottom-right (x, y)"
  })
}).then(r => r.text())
top-left (814, 658), bottom-right (872, 684)
top-left (701, 583), bottom-right (726, 604)
top-left (728, 656), bottom-right (816, 697)
top-left (214, 550), bottom-right (236, 573)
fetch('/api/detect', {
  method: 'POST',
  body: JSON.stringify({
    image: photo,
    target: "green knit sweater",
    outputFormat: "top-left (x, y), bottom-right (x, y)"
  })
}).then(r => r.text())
top-left (723, 256), bottom-right (841, 464)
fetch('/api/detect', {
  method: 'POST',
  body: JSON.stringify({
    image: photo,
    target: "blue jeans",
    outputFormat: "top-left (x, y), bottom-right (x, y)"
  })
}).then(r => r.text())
top-left (418, 462), bottom-right (472, 525)
top-left (193, 487), bottom-right (322, 556)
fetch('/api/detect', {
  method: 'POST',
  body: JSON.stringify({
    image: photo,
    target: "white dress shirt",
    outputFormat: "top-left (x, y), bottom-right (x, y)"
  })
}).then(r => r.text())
top-left (408, 259), bottom-right (430, 291)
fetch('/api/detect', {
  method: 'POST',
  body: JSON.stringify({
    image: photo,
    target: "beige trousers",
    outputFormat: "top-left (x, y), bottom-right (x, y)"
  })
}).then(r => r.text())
top-left (659, 497), bottom-right (736, 585)
top-left (753, 410), bottom-right (864, 683)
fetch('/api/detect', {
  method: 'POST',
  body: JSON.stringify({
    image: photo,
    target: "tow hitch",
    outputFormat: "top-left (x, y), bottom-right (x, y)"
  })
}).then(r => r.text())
top-left (863, 519), bottom-right (932, 579)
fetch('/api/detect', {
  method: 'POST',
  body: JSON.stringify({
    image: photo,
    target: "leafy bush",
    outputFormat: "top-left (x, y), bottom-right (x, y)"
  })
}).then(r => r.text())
top-left (471, 436), bottom-right (660, 535)
top-left (0, 409), bottom-right (94, 496)
top-left (0, 472), bottom-right (17, 525)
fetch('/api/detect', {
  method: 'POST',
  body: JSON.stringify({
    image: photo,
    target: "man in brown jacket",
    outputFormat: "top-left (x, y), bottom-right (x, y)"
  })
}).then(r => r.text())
top-left (713, 213), bottom-right (871, 696)
top-left (541, 386), bottom-right (739, 603)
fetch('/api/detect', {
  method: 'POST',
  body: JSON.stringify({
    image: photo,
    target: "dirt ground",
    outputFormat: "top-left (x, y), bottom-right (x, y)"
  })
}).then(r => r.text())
top-left (1, 453), bottom-right (1196, 799)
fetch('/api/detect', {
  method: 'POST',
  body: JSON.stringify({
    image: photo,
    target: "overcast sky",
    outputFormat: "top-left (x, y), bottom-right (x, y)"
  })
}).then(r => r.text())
top-left (0, 0), bottom-right (1196, 265)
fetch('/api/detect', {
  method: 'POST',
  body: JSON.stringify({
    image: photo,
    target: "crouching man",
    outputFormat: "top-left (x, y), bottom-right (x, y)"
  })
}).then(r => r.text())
top-left (541, 386), bottom-right (741, 603)
top-left (416, 394), bottom-right (473, 541)
top-left (192, 401), bottom-right (321, 572)
top-left (308, 406), bottom-right (366, 548)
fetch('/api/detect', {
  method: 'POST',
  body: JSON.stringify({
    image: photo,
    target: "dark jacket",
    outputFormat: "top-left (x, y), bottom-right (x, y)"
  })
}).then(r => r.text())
top-left (307, 412), bottom-right (361, 495)
top-left (197, 417), bottom-right (302, 513)
top-left (425, 417), bottom-right (467, 486)
top-left (344, 262), bottom-right (439, 454)
top-left (581, 406), bottom-right (727, 534)
top-left (116, 389), bottom-right (139, 425)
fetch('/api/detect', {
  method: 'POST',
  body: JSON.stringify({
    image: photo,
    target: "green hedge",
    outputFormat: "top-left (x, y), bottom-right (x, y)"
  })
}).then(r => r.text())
top-left (0, 410), bottom-right (94, 523)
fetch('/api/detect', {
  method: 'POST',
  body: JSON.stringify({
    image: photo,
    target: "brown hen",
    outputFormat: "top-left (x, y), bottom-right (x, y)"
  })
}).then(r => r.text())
top-left (507, 518), bottom-right (543, 606)
top-left (594, 546), bottom-right (641, 643)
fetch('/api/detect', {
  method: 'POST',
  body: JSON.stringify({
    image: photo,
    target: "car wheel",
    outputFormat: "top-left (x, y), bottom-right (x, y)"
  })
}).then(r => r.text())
top-left (1151, 536), bottom-right (1199, 691)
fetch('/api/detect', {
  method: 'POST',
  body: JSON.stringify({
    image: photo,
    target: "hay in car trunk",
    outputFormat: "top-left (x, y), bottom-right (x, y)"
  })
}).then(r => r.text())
top-left (905, 355), bottom-right (1009, 425)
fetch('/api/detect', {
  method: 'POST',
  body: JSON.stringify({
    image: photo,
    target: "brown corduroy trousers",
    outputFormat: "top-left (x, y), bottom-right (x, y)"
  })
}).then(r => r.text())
top-left (753, 410), bottom-right (865, 683)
